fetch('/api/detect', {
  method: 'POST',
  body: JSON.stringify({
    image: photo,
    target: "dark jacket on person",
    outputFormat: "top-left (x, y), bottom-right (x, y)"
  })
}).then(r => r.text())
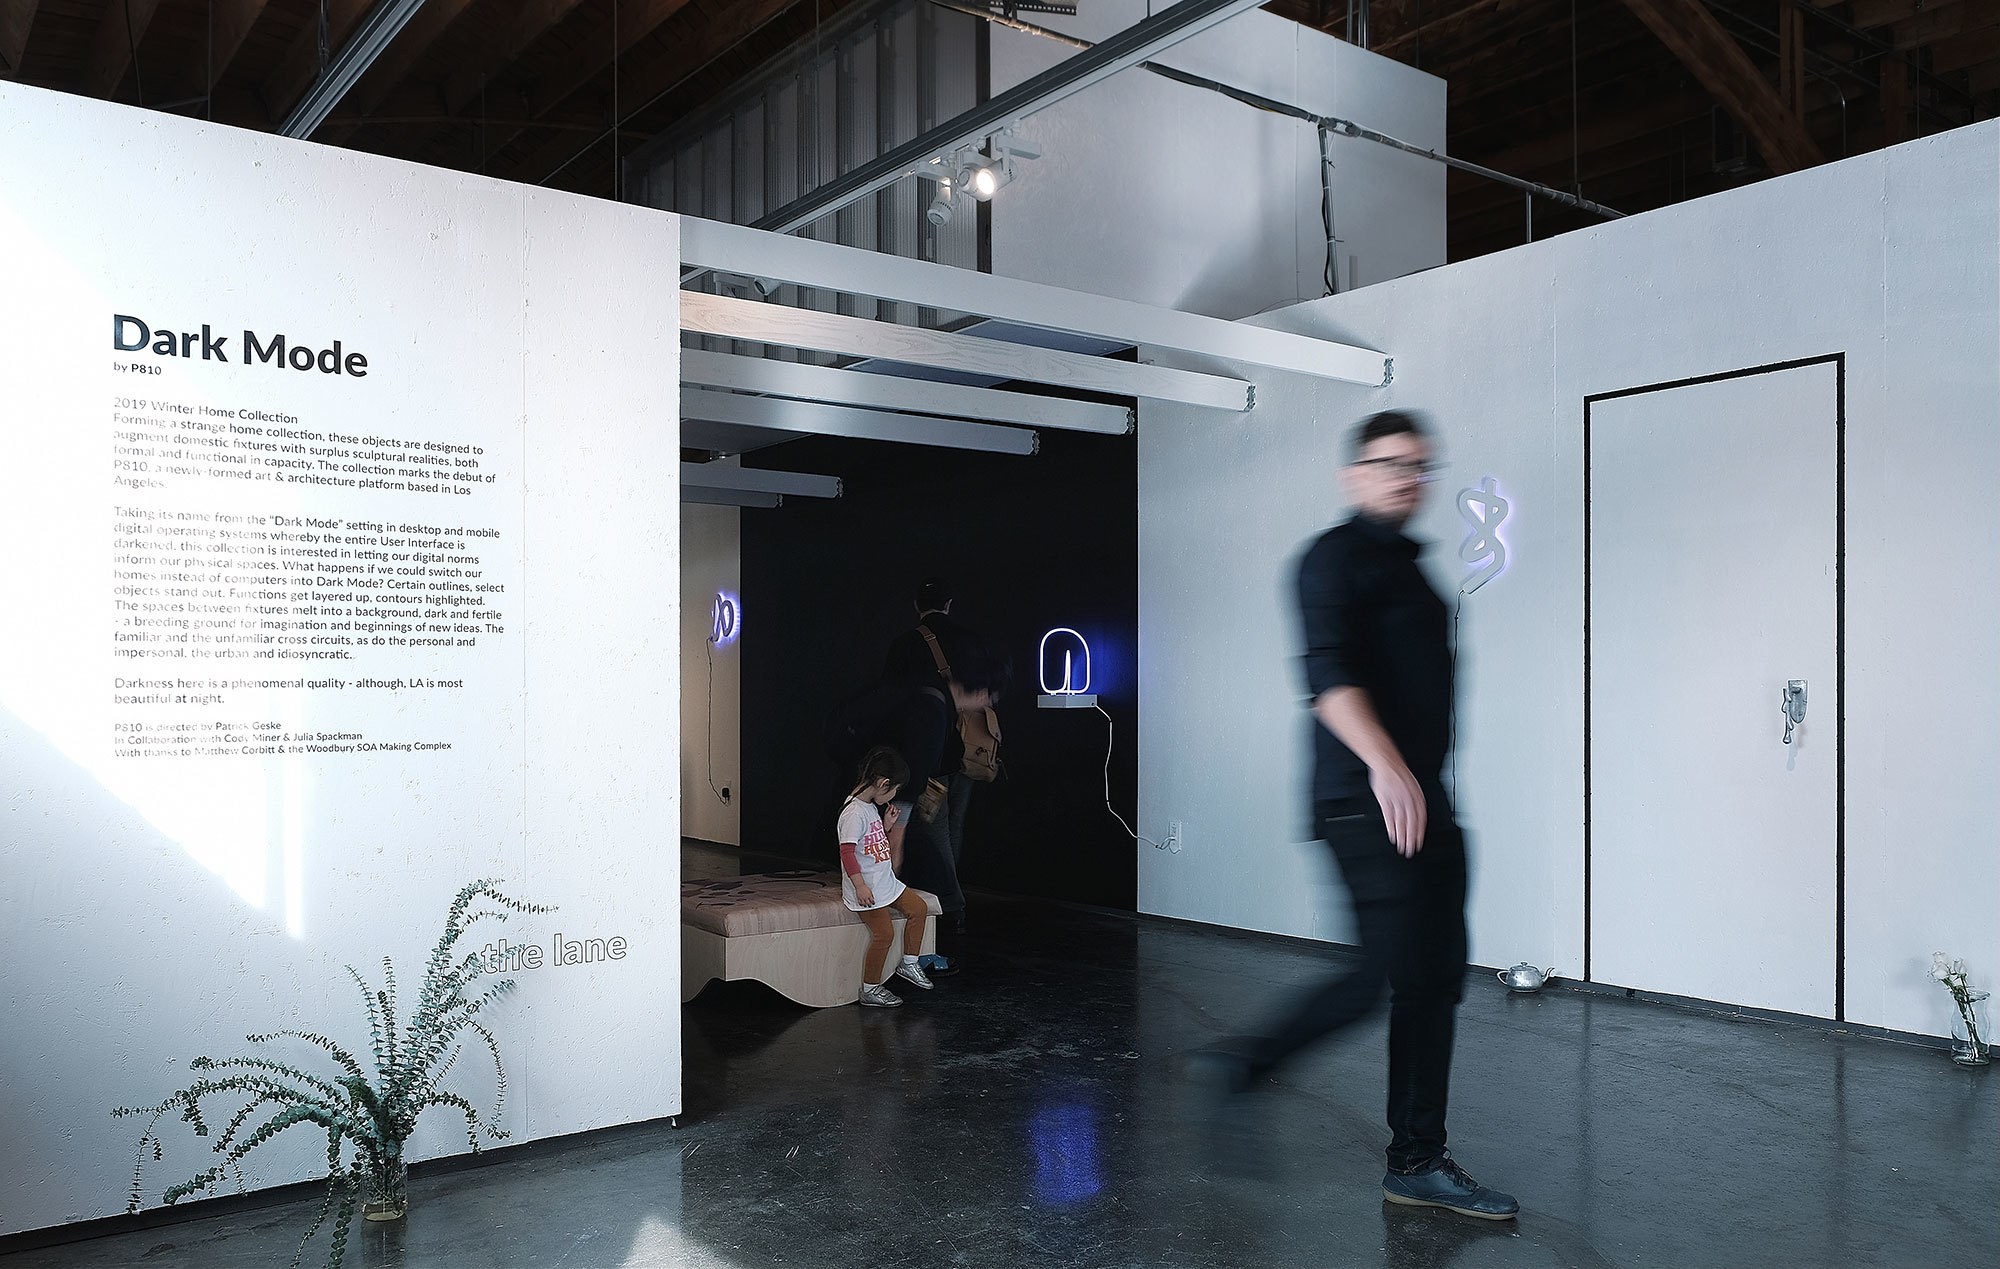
top-left (883, 611), bottom-right (971, 775)
top-left (870, 682), bottom-right (955, 791)
top-left (883, 611), bottom-right (972, 687)
top-left (1297, 513), bottom-right (1454, 809)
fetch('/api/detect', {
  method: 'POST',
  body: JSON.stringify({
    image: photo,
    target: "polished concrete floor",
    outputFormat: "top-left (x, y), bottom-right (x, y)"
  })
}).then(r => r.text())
top-left (7, 851), bottom-right (1994, 1268)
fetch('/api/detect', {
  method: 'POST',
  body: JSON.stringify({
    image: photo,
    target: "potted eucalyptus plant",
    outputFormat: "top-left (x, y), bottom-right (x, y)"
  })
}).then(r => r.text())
top-left (115, 879), bottom-right (551, 1269)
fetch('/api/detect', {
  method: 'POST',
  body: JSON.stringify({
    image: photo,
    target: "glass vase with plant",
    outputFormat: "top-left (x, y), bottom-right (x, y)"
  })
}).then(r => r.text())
top-left (115, 880), bottom-right (551, 1268)
top-left (1931, 952), bottom-right (1989, 1067)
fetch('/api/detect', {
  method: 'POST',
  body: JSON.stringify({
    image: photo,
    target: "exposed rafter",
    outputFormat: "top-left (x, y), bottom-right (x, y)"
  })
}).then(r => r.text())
top-left (83, 0), bottom-right (164, 99)
top-left (1615, 0), bottom-right (1823, 173)
top-left (342, 0), bottom-right (483, 119)
top-left (510, 0), bottom-right (801, 187)
top-left (1, 0), bottom-right (40, 76)
top-left (206, 0), bottom-right (278, 92)
top-left (527, 0), bottom-right (696, 118)
top-left (442, 0), bottom-right (594, 115)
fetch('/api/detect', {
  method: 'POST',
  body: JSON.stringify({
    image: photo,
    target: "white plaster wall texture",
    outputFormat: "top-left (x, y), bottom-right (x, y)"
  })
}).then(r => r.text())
top-left (0, 84), bottom-right (681, 1233)
top-left (987, 2), bottom-right (1446, 316)
top-left (1137, 122), bottom-right (2000, 1040)
top-left (681, 501), bottom-right (742, 846)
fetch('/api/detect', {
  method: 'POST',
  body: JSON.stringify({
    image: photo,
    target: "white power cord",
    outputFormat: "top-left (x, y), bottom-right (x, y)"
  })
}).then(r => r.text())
top-left (1093, 704), bottom-right (1177, 851)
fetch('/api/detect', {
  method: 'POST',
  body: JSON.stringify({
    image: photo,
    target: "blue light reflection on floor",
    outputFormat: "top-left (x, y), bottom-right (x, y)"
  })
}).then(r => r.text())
top-left (1028, 1102), bottom-right (1102, 1207)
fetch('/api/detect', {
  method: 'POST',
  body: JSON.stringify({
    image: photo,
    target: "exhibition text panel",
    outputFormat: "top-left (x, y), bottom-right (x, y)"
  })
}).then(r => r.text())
top-left (98, 316), bottom-right (521, 762)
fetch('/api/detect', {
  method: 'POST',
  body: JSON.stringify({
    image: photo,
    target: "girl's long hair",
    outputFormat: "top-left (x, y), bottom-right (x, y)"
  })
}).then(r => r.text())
top-left (851, 744), bottom-right (910, 798)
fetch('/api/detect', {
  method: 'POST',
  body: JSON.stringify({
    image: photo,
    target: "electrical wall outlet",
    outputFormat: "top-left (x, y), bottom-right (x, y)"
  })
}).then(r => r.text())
top-left (1169, 820), bottom-right (1185, 851)
top-left (721, 786), bottom-right (732, 805)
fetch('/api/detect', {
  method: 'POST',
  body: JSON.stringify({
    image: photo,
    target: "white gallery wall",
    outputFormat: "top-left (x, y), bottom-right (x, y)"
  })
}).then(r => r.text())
top-left (990, 1), bottom-right (1446, 316)
top-left (0, 85), bottom-right (681, 1234)
top-left (1137, 122), bottom-right (1999, 1039)
top-left (681, 501), bottom-right (742, 846)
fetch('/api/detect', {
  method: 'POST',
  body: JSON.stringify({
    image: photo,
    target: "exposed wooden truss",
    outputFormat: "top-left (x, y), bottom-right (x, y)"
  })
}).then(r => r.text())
top-left (2, 0), bottom-right (1992, 263)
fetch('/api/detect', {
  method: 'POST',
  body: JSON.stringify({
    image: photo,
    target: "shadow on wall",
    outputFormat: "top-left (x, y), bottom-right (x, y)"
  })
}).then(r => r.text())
top-left (0, 707), bottom-right (334, 1231)
top-left (739, 426), bottom-right (1139, 911)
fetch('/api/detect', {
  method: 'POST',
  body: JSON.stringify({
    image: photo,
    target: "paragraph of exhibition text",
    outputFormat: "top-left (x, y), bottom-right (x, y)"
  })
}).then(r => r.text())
top-left (113, 509), bottom-right (509, 661)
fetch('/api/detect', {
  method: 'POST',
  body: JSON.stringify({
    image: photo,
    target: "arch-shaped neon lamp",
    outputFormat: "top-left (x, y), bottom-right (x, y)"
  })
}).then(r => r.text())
top-left (1039, 628), bottom-right (1092, 701)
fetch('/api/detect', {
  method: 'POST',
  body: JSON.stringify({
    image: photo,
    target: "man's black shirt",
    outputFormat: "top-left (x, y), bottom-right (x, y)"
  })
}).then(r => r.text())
top-left (1297, 513), bottom-right (1454, 808)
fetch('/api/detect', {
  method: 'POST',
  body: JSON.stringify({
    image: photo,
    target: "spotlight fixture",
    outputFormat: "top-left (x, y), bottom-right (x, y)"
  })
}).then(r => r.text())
top-left (964, 158), bottom-right (1013, 201)
top-left (926, 177), bottom-right (956, 226)
top-left (915, 131), bottom-right (1040, 220)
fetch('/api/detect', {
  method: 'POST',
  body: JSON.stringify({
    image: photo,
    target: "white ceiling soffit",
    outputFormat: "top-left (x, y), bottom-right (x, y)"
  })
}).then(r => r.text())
top-left (682, 291), bottom-right (1249, 412)
top-left (680, 215), bottom-right (1390, 389)
top-left (680, 462), bottom-right (842, 499)
top-left (683, 387), bottom-right (1039, 456)
top-left (680, 349), bottom-right (1132, 435)
top-left (683, 487), bottom-right (782, 509)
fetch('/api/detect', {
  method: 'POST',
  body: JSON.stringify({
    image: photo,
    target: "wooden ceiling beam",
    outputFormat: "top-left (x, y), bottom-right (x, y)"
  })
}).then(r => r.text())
top-left (1617, 0), bottom-right (1823, 173)
top-left (523, 0), bottom-right (697, 120)
top-left (1453, 87), bottom-right (1710, 183)
top-left (506, 0), bottom-right (801, 187)
top-left (342, 0), bottom-right (482, 118)
top-left (1372, 0), bottom-right (1539, 60)
top-left (261, 0), bottom-right (372, 123)
top-left (206, 0), bottom-right (275, 91)
top-left (441, 0), bottom-right (593, 116)
top-left (0, 0), bottom-right (38, 76)
top-left (83, 0), bottom-right (164, 98)
top-left (1433, 18), bottom-right (1659, 116)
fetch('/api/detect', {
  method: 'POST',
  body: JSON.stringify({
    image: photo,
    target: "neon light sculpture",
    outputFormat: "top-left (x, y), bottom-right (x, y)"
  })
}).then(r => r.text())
top-left (1456, 477), bottom-right (1510, 595)
top-left (1037, 628), bottom-right (1096, 708)
top-left (711, 592), bottom-right (741, 645)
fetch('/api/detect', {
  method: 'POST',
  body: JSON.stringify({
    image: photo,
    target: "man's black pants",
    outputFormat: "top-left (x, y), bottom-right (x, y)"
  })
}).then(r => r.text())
top-left (1248, 795), bottom-right (1468, 1173)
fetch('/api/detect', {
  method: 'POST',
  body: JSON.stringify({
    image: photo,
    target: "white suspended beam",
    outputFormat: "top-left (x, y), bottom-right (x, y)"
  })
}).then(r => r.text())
top-left (683, 487), bottom-right (782, 509)
top-left (682, 291), bottom-right (1249, 412)
top-left (681, 216), bottom-right (1390, 389)
top-left (683, 388), bottom-right (1039, 456)
top-left (681, 462), bottom-right (843, 499)
top-left (681, 349), bottom-right (1132, 435)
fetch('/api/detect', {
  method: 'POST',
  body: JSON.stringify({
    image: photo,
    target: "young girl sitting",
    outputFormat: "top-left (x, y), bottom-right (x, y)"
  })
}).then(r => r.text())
top-left (839, 745), bottom-right (934, 1007)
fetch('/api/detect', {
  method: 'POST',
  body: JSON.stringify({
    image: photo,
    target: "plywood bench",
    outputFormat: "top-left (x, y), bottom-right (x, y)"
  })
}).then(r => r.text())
top-left (680, 871), bottom-right (939, 1008)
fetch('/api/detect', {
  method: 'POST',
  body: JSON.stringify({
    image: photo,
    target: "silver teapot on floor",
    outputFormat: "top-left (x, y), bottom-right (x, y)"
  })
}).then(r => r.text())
top-left (1498, 963), bottom-right (1557, 993)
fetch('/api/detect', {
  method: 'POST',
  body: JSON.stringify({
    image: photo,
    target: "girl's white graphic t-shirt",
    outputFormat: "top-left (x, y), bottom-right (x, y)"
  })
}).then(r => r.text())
top-left (837, 798), bottom-right (905, 912)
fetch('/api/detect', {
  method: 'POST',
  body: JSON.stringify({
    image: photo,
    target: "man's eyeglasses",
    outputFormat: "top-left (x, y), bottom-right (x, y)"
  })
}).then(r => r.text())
top-left (1350, 457), bottom-right (1441, 482)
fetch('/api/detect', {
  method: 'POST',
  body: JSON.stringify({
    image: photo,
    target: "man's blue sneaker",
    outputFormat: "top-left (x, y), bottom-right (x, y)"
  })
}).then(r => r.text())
top-left (1381, 1155), bottom-right (1519, 1220)
top-left (919, 954), bottom-right (959, 977)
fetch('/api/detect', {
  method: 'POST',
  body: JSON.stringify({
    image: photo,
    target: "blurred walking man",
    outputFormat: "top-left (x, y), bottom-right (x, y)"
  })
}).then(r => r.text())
top-left (1197, 410), bottom-right (1517, 1221)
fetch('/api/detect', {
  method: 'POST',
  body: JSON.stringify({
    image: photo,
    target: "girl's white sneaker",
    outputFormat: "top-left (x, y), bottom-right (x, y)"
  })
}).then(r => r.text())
top-left (857, 982), bottom-right (903, 1007)
top-left (895, 960), bottom-right (935, 990)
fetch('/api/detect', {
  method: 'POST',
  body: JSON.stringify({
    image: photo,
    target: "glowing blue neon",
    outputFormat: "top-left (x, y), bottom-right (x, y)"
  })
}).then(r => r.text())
top-left (1039, 628), bottom-right (1091, 696)
top-left (711, 592), bottom-right (741, 645)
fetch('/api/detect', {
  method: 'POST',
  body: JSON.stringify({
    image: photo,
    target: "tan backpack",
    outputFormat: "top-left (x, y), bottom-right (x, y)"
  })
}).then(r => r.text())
top-left (919, 627), bottom-right (1002, 782)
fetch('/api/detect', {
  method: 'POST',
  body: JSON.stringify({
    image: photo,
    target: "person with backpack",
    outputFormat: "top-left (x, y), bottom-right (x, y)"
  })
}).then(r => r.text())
top-left (827, 631), bottom-right (1011, 966)
top-left (838, 745), bottom-right (934, 1008)
top-left (882, 579), bottom-right (1003, 931)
